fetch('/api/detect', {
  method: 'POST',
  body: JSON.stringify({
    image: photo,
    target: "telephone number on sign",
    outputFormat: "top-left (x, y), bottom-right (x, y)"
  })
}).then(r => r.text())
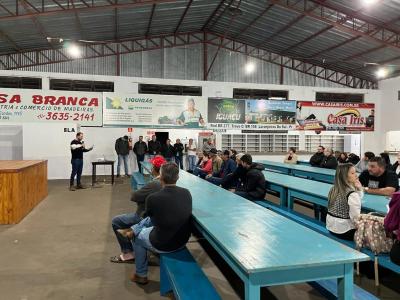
top-left (45, 112), bottom-right (95, 121)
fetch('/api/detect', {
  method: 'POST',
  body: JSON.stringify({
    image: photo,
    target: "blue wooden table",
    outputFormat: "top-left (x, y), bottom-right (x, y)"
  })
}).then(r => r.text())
top-left (177, 170), bottom-right (368, 300)
top-left (263, 171), bottom-right (389, 215)
top-left (257, 160), bottom-right (336, 183)
top-left (298, 160), bottom-right (310, 166)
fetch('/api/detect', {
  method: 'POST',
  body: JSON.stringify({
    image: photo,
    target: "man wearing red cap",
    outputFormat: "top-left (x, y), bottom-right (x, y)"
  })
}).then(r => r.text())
top-left (110, 155), bottom-right (166, 263)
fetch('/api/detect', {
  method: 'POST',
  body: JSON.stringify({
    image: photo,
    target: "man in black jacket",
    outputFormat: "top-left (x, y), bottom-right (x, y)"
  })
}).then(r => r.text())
top-left (148, 135), bottom-right (161, 158)
top-left (115, 135), bottom-right (130, 177)
top-left (320, 147), bottom-right (338, 169)
top-left (309, 145), bottom-right (325, 167)
top-left (118, 162), bottom-right (192, 284)
top-left (234, 154), bottom-right (266, 201)
top-left (173, 138), bottom-right (185, 169)
top-left (133, 136), bottom-right (148, 173)
top-left (110, 156), bottom-right (165, 264)
top-left (161, 139), bottom-right (175, 162)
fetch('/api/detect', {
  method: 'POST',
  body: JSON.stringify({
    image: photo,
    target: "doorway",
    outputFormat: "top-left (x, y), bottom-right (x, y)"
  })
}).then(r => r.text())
top-left (155, 132), bottom-right (169, 145)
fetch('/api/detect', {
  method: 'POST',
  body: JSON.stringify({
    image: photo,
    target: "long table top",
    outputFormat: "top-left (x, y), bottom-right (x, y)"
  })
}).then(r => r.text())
top-left (177, 170), bottom-right (368, 274)
top-left (258, 160), bottom-right (336, 176)
top-left (263, 170), bottom-right (389, 215)
top-left (0, 160), bottom-right (47, 173)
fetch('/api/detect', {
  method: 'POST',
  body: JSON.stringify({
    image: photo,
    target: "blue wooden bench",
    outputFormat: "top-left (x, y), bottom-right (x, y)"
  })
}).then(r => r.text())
top-left (254, 200), bottom-right (400, 287)
top-left (160, 247), bottom-right (221, 300)
top-left (130, 172), bottom-right (146, 190)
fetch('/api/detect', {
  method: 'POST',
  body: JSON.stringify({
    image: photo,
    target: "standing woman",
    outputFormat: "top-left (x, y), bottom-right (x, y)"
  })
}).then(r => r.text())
top-left (284, 147), bottom-right (298, 164)
top-left (326, 163), bottom-right (363, 241)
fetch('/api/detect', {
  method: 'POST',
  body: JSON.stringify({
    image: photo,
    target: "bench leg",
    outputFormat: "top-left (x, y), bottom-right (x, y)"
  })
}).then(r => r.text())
top-left (337, 263), bottom-right (353, 300)
top-left (356, 262), bottom-right (360, 276)
top-left (244, 280), bottom-right (260, 300)
top-left (160, 261), bottom-right (172, 296)
top-left (374, 257), bottom-right (379, 287)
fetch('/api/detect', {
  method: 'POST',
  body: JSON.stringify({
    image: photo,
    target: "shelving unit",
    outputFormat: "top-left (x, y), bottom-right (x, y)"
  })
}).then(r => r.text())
top-left (221, 133), bottom-right (345, 154)
top-left (305, 135), bottom-right (345, 152)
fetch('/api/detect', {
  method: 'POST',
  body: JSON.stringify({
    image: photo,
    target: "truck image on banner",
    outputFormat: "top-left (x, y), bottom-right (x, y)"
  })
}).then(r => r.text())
top-left (296, 101), bottom-right (375, 131)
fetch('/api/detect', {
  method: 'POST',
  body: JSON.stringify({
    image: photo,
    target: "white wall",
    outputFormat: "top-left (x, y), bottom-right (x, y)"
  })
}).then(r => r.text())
top-left (0, 69), bottom-right (384, 179)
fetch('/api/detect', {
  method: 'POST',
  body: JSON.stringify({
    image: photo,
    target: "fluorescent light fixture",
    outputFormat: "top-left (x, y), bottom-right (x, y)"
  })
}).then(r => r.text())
top-left (362, 0), bottom-right (378, 6)
top-left (376, 67), bottom-right (388, 78)
top-left (68, 44), bottom-right (81, 58)
top-left (244, 62), bottom-right (255, 74)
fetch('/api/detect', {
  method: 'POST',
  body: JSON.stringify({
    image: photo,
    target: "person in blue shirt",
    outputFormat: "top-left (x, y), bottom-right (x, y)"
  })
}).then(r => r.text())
top-left (206, 150), bottom-right (236, 186)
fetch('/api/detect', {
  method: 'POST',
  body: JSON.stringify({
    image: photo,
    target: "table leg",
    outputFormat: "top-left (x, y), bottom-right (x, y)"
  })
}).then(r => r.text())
top-left (92, 164), bottom-right (96, 186)
top-left (111, 163), bottom-right (114, 185)
top-left (244, 280), bottom-right (260, 300)
top-left (287, 190), bottom-right (294, 210)
top-left (337, 263), bottom-right (353, 300)
top-left (280, 187), bottom-right (288, 207)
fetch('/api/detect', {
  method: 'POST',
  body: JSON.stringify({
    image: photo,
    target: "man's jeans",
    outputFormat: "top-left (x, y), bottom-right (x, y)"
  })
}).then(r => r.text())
top-left (117, 154), bottom-right (129, 176)
top-left (188, 155), bottom-right (196, 171)
top-left (193, 167), bottom-right (207, 179)
top-left (136, 154), bottom-right (145, 173)
top-left (111, 213), bottom-right (142, 253)
top-left (70, 158), bottom-right (83, 186)
top-left (175, 156), bottom-right (184, 170)
top-left (206, 176), bottom-right (222, 186)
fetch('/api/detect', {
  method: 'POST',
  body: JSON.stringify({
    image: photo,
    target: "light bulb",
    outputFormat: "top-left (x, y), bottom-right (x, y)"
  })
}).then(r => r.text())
top-left (245, 62), bottom-right (255, 74)
top-left (376, 67), bottom-right (388, 78)
top-left (68, 44), bottom-right (81, 58)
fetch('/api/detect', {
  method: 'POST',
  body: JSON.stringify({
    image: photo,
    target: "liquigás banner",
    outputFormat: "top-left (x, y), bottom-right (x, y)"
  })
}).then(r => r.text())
top-left (0, 89), bottom-right (102, 126)
top-left (296, 101), bottom-right (375, 131)
top-left (207, 98), bottom-right (297, 130)
top-left (103, 93), bottom-right (207, 128)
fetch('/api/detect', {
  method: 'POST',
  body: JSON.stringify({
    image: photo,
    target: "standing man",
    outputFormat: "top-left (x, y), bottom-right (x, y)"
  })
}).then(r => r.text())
top-left (186, 138), bottom-right (197, 172)
top-left (161, 139), bottom-right (175, 162)
top-left (115, 135), bottom-right (130, 177)
top-left (173, 139), bottom-right (184, 169)
top-left (148, 135), bottom-right (161, 159)
top-left (70, 132), bottom-right (93, 191)
top-left (133, 136), bottom-right (148, 174)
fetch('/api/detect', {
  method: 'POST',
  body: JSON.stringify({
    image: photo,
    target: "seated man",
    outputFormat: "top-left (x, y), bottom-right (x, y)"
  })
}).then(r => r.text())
top-left (320, 147), bottom-right (338, 169)
top-left (210, 148), bottom-right (223, 175)
top-left (234, 154), bottom-right (266, 201)
top-left (118, 162), bottom-right (192, 284)
top-left (309, 145), bottom-right (325, 167)
top-left (355, 151), bottom-right (375, 172)
top-left (221, 153), bottom-right (246, 190)
top-left (110, 156), bottom-right (165, 263)
top-left (359, 157), bottom-right (399, 196)
top-left (206, 150), bottom-right (236, 186)
top-left (193, 152), bottom-right (212, 179)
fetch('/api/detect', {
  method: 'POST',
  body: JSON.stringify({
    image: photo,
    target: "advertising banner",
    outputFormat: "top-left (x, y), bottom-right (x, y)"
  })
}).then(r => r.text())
top-left (0, 89), bottom-right (102, 126)
top-left (103, 93), bottom-right (207, 128)
top-left (296, 101), bottom-right (375, 131)
top-left (207, 98), bottom-right (297, 130)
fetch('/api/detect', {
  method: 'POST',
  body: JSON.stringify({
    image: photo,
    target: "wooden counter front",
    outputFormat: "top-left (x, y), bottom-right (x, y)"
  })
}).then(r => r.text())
top-left (0, 160), bottom-right (48, 224)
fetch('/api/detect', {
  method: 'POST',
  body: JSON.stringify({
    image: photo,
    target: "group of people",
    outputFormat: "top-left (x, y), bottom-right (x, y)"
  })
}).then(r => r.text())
top-left (296, 146), bottom-right (400, 265)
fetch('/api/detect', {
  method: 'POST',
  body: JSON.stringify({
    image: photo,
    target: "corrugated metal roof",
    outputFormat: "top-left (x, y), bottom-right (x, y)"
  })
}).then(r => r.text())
top-left (0, 0), bottom-right (399, 82)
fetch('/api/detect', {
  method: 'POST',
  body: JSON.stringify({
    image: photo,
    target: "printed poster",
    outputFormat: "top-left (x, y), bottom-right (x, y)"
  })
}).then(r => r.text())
top-left (0, 89), bottom-right (102, 126)
top-left (103, 93), bottom-right (207, 128)
top-left (207, 98), bottom-right (297, 130)
top-left (296, 101), bottom-right (375, 131)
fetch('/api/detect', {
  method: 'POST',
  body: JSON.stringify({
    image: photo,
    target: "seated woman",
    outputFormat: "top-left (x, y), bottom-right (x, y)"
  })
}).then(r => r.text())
top-left (384, 192), bottom-right (400, 265)
top-left (193, 152), bottom-right (212, 179)
top-left (284, 147), bottom-right (298, 164)
top-left (326, 163), bottom-right (363, 241)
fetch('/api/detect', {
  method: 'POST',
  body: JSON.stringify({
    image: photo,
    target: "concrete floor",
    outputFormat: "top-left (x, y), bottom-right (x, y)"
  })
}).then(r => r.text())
top-left (0, 177), bottom-right (399, 300)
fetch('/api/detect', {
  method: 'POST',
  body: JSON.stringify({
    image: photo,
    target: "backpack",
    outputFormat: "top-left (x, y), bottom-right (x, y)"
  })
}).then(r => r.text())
top-left (354, 213), bottom-right (394, 254)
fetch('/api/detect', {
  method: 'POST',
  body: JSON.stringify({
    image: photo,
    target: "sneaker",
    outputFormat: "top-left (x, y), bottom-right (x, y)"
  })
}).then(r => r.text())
top-left (130, 274), bottom-right (148, 285)
top-left (69, 186), bottom-right (76, 191)
top-left (76, 185), bottom-right (87, 189)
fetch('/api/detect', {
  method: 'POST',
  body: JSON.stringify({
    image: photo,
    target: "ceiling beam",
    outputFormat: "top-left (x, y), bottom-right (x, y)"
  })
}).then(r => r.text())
top-left (145, 4), bottom-right (156, 37)
top-left (201, 0), bottom-right (226, 31)
top-left (0, 31), bottom-right (377, 89)
top-left (174, 0), bottom-right (193, 34)
top-left (233, 4), bottom-right (274, 39)
top-left (0, 0), bottom-right (175, 21)
top-left (270, 0), bottom-right (400, 51)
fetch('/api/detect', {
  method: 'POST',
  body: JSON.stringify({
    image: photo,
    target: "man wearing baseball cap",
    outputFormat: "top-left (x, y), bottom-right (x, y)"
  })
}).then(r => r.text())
top-left (110, 155), bottom-right (166, 264)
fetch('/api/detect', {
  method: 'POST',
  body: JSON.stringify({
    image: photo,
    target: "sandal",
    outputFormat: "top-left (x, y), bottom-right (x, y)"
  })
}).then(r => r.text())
top-left (110, 255), bottom-right (135, 264)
